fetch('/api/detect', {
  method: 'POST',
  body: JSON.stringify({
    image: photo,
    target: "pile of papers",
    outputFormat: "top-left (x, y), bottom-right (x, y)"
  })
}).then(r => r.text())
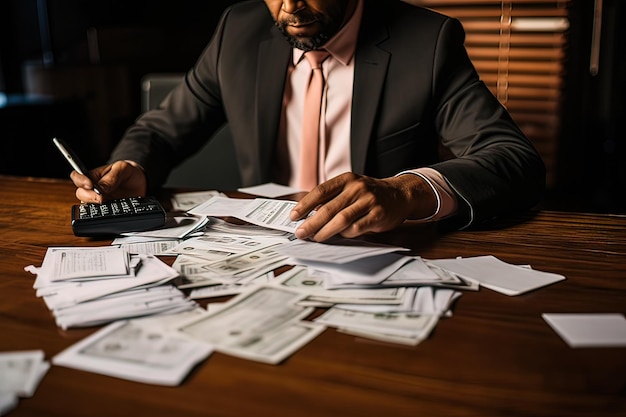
top-left (24, 189), bottom-right (568, 387)
top-left (0, 350), bottom-right (49, 416)
top-left (53, 315), bottom-right (213, 386)
top-left (24, 246), bottom-right (197, 329)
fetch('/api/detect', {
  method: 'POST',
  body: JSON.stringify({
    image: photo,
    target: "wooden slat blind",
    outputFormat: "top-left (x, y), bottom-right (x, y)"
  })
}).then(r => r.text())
top-left (405, 0), bottom-right (571, 187)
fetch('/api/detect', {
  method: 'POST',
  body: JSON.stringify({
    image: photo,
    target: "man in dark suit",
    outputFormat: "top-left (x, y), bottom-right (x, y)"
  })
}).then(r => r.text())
top-left (71, 0), bottom-right (545, 242)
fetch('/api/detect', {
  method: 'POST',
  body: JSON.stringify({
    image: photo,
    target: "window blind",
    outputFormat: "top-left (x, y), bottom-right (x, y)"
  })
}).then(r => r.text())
top-left (406, 0), bottom-right (571, 187)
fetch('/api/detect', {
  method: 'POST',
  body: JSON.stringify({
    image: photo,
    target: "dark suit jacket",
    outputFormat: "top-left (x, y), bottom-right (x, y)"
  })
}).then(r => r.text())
top-left (111, 0), bottom-right (546, 228)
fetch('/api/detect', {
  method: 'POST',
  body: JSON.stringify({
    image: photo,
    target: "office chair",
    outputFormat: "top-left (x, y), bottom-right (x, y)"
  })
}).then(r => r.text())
top-left (141, 73), bottom-right (242, 190)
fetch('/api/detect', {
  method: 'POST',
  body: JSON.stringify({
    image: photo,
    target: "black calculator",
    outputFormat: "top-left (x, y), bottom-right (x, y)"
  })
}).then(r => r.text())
top-left (71, 196), bottom-right (167, 237)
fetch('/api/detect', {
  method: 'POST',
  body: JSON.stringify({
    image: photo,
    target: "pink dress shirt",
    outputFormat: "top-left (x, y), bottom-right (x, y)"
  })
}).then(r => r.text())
top-left (275, 0), bottom-right (457, 221)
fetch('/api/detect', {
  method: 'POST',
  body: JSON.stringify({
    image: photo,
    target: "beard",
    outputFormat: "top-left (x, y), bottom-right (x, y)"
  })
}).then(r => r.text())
top-left (274, 2), bottom-right (349, 51)
top-left (275, 23), bottom-right (331, 51)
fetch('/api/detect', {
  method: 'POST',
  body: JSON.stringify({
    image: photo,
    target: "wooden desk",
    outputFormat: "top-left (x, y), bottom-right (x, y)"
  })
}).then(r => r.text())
top-left (1, 175), bottom-right (625, 417)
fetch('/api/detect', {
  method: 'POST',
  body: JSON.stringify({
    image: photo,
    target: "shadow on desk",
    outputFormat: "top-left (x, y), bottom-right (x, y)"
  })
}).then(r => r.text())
top-left (366, 210), bottom-right (542, 257)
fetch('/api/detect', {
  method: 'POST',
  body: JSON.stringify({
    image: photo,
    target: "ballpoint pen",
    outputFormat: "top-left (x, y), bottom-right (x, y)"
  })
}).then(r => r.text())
top-left (52, 137), bottom-right (102, 195)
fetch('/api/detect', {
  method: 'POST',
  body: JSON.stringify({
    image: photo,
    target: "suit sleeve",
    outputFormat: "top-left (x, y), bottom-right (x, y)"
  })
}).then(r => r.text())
top-left (428, 18), bottom-right (546, 228)
top-left (108, 8), bottom-right (232, 190)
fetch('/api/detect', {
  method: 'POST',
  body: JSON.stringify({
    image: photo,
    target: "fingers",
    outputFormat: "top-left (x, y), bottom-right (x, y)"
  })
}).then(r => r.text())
top-left (70, 170), bottom-right (102, 203)
top-left (290, 173), bottom-right (353, 221)
top-left (291, 173), bottom-right (423, 242)
top-left (298, 197), bottom-right (372, 241)
top-left (75, 187), bottom-right (103, 204)
top-left (69, 161), bottom-right (147, 203)
top-left (91, 164), bottom-right (119, 196)
top-left (293, 173), bottom-right (387, 241)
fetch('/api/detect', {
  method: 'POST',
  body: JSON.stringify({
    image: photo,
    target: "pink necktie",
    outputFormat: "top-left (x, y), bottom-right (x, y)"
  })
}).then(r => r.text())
top-left (298, 50), bottom-right (330, 191)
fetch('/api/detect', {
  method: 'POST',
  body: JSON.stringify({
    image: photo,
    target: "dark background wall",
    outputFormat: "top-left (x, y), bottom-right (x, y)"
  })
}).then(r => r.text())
top-left (0, 0), bottom-right (624, 214)
top-left (0, 0), bottom-right (238, 177)
top-left (0, 0), bottom-right (237, 92)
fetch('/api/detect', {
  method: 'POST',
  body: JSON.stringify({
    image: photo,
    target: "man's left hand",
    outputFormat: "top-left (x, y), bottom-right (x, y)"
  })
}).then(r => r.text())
top-left (289, 172), bottom-right (438, 242)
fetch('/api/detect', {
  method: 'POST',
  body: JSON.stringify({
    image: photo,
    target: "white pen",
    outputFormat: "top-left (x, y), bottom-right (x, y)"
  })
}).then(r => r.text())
top-left (52, 137), bottom-right (102, 195)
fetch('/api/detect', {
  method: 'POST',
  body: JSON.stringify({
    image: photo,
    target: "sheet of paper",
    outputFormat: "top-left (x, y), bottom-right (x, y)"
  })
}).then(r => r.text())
top-left (113, 238), bottom-right (181, 255)
top-left (204, 216), bottom-right (292, 238)
top-left (382, 257), bottom-right (449, 284)
top-left (315, 307), bottom-right (439, 340)
top-left (0, 350), bottom-right (49, 397)
top-left (37, 254), bottom-right (179, 309)
top-left (333, 287), bottom-right (461, 317)
top-left (338, 327), bottom-right (431, 346)
top-left (123, 215), bottom-right (209, 239)
top-left (0, 392), bottom-right (18, 416)
top-left (273, 237), bottom-right (409, 264)
top-left (219, 320), bottom-right (326, 365)
top-left (35, 246), bottom-right (129, 281)
top-left (180, 244), bottom-right (288, 286)
top-left (334, 287), bottom-right (416, 313)
top-left (188, 271), bottom-right (276, 299)
top-left (275, 266), bottom-right (405, 304)
top-left (238, 182), bottom-right (303, 198)
top-left (52, 286), bottom-right (197, 329)
top-left (187, 195), bottom-right (245, 217)
top-left (189, 197), bottom-right (310, 234)
top-left (542, 313), bottom-right (626, 348)
top-left (237, 199), bottom-right (306, 233)
top-left (170, 233), bottom-right (287, 258)
top-left (52, 320), bottom-right (213, 386)
top-left (172, 256), bottom-right (226, 288)
top-left (189, 283), bottom-right (246, 299)
top-left (309, 253), bottom-right (413, 288)
top-left (428, 255), bottom-right (565, 296)
top-left (177, 286), bottom-right (311, 348)
top-left (170, 190), bottom-right (224, 211)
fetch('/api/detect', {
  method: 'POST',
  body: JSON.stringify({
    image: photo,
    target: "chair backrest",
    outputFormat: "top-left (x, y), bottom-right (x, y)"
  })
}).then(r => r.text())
top-left (141, 73), bottom-right (242, 190)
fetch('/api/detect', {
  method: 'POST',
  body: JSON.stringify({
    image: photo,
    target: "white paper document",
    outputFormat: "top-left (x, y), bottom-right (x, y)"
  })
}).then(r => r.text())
top-left (315, 307), bottom-right (439, 345)
top-left (273, 237), bottom-right (409, 264)
top-left (170, 233), bottom-right (287, 258)
top-left (0, 350), bottom-right (49, 397)
top-left (123, 215), bottom-right (209, 239)
top-left (52, 286), bottom-right (196, 329)
top-left (237, 199), bottom-right (305, 233)
top-left (309, 253), bottom-right (413, 288)
top-left (219, 320), bottom-right (325, 364)
top-left (428, 255), bottom-right (565, 296)
top-left (170, 190), bottom-right (224, 211)
top-left (238, 182), bottom-right (303, 198)
top-left (542, 313), bottom-right (626, 348)
top-left (275, 266), bottom-right (405, 305)
top-left (187, 195), bottom-right (246, 217)
top-left (334, 286), bottom-right (461, 318)
top-left (112, 237), bottom-right (181, 255)
top-left (189, 283), bottom-right (248, 299)
top-left (52, 320), bottom-right (213, 386)
top-left (178, 286), bottom-right (324, 364)
top-left (0, 392), bottom-right (18, 417)
top-left (204, 216), bottom-right (292, 238)
top-left (27, 251), bottom-right (195, 329)
top-left (34, 246), bottom-right (129, 281)
top-left (176, 244), bottom-right (288, 288)
top-left (35, 254), bottom-right (179, 309)
top-left (188, 197), bottom-right (308, 233)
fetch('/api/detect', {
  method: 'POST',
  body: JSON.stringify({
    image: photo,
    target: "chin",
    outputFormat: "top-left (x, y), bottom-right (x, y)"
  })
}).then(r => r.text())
top-left (277, 25), bottom-right (329, 51)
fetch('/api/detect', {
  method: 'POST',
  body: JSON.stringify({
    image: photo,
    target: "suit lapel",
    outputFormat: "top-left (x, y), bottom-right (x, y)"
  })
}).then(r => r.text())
top-left (351, 2), bottom-right (391, 175)
top-left (255, 33), bottom-right (292, 183)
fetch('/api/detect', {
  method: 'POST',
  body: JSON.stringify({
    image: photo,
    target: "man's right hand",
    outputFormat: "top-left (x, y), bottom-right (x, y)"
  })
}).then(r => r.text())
top-left (70, 160), bottom-right (148, 203)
